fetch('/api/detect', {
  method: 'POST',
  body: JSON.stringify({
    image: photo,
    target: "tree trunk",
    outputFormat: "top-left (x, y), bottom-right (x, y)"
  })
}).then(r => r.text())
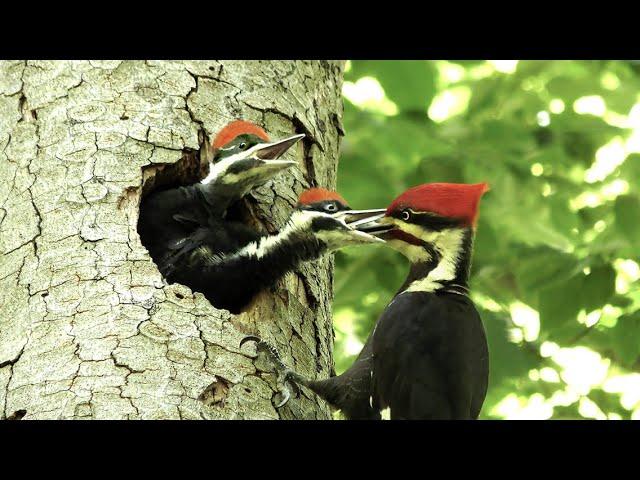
top-left (0, 60), bottom-right (345, 419)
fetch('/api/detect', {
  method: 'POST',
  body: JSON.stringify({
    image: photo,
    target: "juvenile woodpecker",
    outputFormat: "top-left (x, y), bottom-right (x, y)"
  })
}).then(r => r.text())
top-left (138, 120), bottom-right (303, 277)
top-left (243, 183), bottom-right (490, 420)
top-left (167, 188), bottom-right (385, 314)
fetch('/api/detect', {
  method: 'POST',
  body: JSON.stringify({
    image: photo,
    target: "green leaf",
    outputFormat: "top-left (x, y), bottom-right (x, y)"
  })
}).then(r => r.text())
top-left (615, 195), bottom-right (640, 245)
top-left (580, 264), bottom-right (616, 312)
top-left (538, 276), bottom-right (583, 331)
top-left (611, 311), bottom-right (640, 367)
top-left (515, 248), bottom-right (581, 293)
top-left (481, 310), bottom-right (538, 386)
top-left (618, 154), bottom-right (640, 191)
top-left (609, 294), bottom-right (633, 309)
top-left (538, 263), bottom-right (614, 333)
top-left (546, 69), bottom-right (600, 103)
top-left (349, 60), bottom-right (436, 112)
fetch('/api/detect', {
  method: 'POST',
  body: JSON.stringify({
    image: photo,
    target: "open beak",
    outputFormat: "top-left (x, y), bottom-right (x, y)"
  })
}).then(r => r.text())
top-left (254, 133), bottom-right (305, 161)
top-left (344, 209), bottom-right (387, 228)
top-left (236, 133), bottom-right (305, 184)
top-left (352, 212), bottom-right (395, 237)
top-left (332, 208), bottom-right (388, 244)
top-left (253, 158), bottom-right (298, 175)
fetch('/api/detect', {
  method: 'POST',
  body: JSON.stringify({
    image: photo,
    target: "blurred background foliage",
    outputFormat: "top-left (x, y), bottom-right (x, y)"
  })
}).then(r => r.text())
top-left (332, 60), bottom-right (640, 419)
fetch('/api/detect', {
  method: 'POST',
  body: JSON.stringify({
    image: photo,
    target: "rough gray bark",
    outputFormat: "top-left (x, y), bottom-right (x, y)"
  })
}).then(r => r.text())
top-left (0, 60), bottom-right (345, 419)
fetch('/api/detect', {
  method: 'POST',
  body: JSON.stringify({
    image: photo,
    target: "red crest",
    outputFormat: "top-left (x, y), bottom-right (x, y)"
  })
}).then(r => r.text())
top-left (387, 183), bottom-right (490, 227)
top-left (212, 120), bottom-right (270, 149)
top-left (298, 188), bottom-right (349, 207)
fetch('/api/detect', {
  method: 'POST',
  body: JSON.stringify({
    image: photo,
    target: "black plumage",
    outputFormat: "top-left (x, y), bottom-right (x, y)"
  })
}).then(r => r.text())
top-left (287, 336), bottom-right (380, 420)
top-left (139, 181), bottom-right (368, 314)
top-left (275, 280), bottom-right (488, 420)
top-left (161, 198), bottom-right (367, 314)
top-left (137, 183), bottom-right (230, 276)
top-left (371, 290), bottom-right (488, 419)
top-left (137, 127), bottom-right (304, 313)
top-left (167, 223), bottom-right (325, 314)
top-left (245, 182), bottom-right (491, 420)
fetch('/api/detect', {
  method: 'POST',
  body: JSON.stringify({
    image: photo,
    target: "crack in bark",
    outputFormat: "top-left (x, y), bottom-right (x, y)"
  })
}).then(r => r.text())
top-left (27, 188), bottom-right (42, 262)
top-left (0, 346), bottom-right (25, 369)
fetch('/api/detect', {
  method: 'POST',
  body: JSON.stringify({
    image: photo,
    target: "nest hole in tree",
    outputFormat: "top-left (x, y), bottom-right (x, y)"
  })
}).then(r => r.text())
top-left (130, 133), bottom-right (265, 304)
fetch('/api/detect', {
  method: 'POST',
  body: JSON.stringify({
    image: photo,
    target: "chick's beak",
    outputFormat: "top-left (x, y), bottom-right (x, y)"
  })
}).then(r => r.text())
top-left (353, 213), bottom-right (395, 238)
top-left (340, 209), bottom-right (388, 226)
top-left (254, 133), bottom-right (305, 161)
top-left (332, 208), bottom-right (388, 244)
top-left (236, 133), bottom-right (305, 184)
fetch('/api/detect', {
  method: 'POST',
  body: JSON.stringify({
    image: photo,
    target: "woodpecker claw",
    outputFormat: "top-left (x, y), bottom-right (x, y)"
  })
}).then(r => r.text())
top-left (239, 335), bottom-right (263, 349)
top-left (239, 335), bottom-right (299, 409)
top-left (273, 372), bottom-right (301, 408)
top-left (274, 386), bottom-right (292, 408)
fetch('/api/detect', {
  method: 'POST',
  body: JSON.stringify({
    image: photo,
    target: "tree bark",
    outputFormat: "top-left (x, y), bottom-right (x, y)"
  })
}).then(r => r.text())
top-left (0, 60), bottom-right (345, 419)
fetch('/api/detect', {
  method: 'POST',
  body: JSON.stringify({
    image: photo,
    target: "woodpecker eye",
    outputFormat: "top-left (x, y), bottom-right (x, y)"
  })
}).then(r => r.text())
top-left (238, 142), bottom-right (247, 150)
top-left (325, 203), bottom-right (337, 212)
top-left (401, 210), bottom-right (411, 221)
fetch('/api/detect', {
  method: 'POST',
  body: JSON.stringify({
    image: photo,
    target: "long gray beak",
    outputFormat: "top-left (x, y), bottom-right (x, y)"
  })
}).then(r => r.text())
top-left (255, 159), bottom-right (298, 172)
top-left (342, 209), bottom-right (387, 227)
top-left (352, 211), bottom-right (394, 236)
top-left (254, 133), bottom-right (305, 160)
top-left (332, 208), bottom-right (388, 244)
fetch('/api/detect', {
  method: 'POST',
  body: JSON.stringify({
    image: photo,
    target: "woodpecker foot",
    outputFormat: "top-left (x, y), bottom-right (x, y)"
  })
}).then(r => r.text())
top-left (240, 336), bottom-right (300, 408)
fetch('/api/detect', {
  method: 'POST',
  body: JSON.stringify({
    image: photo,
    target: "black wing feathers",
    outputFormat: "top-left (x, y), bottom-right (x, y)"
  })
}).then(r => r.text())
top-left (372, 292), bottom-right (488, 419)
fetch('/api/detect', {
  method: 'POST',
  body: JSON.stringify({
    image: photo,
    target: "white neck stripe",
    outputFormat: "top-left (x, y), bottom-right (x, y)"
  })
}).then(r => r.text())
top-left (404, 228), bottom-right (465, 293)
top-left (203, 210), bottom-right (322, 265)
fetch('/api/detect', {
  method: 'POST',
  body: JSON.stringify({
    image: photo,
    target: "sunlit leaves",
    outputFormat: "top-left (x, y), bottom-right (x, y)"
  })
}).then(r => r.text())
top-left (481, 309), bottom-right (539, 416)
top-left (347, 60), bottom-right (436, 112)
top-left (337, 60), bottom-right (640, 419)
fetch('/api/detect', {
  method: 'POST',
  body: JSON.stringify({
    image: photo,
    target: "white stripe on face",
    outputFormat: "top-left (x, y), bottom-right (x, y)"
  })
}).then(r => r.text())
top-left (201, 140), bottom-right (274, 186)
top-left (404, 228), bottom-right (465, 293)
top-left (200, 152), bottom-right (246, 185)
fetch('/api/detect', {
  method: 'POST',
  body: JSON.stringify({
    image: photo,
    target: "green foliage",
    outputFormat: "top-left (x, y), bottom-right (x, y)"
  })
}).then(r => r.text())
top-left (611, 311), bottom-right (640, 368)
top-left (616, 194), bottom-right (640, 245)
top-left (349, 61), bottom-right (436, 111)
top-left (334, 60), bottom-right (640, 419)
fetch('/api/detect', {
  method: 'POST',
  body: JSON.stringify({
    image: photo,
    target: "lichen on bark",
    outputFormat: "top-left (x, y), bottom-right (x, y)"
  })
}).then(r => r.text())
top-left (0, 60), bottom-right (345, 419)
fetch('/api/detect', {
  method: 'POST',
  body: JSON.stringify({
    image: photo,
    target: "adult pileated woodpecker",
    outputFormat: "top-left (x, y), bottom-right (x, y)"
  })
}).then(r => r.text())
top-left (242, 182), bottom-right (490, 420)
top-left (164, 188), bottom-right (384, 314)
top-left (138, 120), bottom-right (304, 278)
